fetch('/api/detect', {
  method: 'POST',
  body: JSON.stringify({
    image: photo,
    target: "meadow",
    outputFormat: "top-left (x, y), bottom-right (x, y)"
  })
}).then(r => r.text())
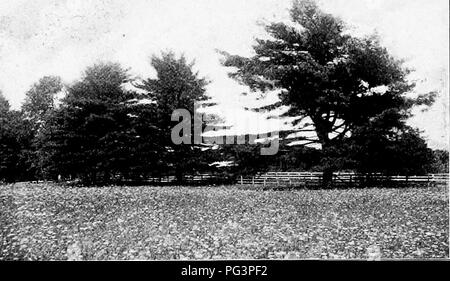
top-left (0, 183), bottom-right (448, 260)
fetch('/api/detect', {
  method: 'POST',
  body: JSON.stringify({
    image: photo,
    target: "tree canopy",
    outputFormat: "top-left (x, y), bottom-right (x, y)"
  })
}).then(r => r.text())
top-left (22, 76), bottom-right (63, 132)
top-left (136, 52), bottom-right (213, 182)
top-left (37, 63), bottom-right (141, 183)
top-left (1, 93), bottom-right (35, 182)
top-left (0, 1), bottom-right (445, 185)
top-left (220, 0), bottom-right (436, 183)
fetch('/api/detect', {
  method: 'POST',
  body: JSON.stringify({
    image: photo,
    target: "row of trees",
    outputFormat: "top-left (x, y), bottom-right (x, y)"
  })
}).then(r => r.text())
top-left (1, 54), bottom-right (220, 184)
top-left (0, 0), bottom-right (447, 185)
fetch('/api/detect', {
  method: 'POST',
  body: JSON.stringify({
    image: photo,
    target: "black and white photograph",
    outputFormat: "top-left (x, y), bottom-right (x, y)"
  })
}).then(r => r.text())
top-left (0, 0), bottom-right (448, 269)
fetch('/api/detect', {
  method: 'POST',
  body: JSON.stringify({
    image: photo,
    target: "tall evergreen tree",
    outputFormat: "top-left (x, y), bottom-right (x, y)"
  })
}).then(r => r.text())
top-left (21, 76), bottom-right (63, 179)
top-left (39, 63), bottom-right (148, 184)
top-left (220, 0), bottom-right (435, 185)
top-left (0, 94), bottom-right (34, 182)
top-left (136, 52), bottom-right (211, 182)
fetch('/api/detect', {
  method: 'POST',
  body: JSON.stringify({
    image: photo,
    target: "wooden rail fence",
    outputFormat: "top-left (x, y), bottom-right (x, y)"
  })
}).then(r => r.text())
top-left (121, 172), bottom-right (448, 187)
top-left (237, 172), bottom-right (449, 187)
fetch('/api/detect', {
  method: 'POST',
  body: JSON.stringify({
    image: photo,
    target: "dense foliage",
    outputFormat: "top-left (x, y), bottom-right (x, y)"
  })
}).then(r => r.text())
top-left (31, 55), bottom-right (215, 184)
top-left (220, 0), bottom-right (438, 183)
top-left (36, 63), bottom-right (140, 184)
top-left (0, 94), bottom-right (35, 182)
top-left (135, 52), bottom-right (213, 182)
top-left (0, 0), bottom-right (447, 184)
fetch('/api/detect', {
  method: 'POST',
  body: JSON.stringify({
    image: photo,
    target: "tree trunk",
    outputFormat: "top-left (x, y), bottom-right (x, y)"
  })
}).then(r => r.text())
top-left (175, 166), bottom-right (184, 184)
top-left (318, 131), bottom-right (334, 188)
top-left (323, 168), bottom-right (333, 188)
top-left (313, 116), bottom-right (335, 188)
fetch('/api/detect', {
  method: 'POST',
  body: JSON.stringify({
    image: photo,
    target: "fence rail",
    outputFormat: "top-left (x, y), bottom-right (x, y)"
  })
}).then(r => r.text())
top-left (145, 174), bottom-right (217, 183)
top-left (237, 172), bottom-right (449, 187)
top-left (119, 172), bottom-right (448, 187)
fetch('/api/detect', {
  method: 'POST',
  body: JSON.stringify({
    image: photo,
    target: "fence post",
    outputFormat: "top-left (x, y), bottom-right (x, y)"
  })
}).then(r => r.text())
top-left (252, 176), bottom-right (255, 185)
top-left (240, 176), bottom-right (243, 185)
top-left (264, 178), bottom-right (266, 186)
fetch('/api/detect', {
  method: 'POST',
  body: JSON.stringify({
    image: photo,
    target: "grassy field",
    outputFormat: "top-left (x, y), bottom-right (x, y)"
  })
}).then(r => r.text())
top-left (0, 183), bottom-right (448, 260)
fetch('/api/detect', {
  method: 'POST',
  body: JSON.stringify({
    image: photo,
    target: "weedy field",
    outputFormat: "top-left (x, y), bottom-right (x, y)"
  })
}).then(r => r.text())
top-left (0, 183), bottom-right (448, 260)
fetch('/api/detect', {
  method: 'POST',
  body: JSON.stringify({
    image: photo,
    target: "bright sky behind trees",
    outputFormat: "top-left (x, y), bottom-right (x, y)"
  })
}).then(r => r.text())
top-left (0, 0), bottom-right (448, 148)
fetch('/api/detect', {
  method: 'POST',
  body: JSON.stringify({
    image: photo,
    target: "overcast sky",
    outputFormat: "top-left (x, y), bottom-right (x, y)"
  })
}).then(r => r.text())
top-left (0, 0), bottom-right (448, 148)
